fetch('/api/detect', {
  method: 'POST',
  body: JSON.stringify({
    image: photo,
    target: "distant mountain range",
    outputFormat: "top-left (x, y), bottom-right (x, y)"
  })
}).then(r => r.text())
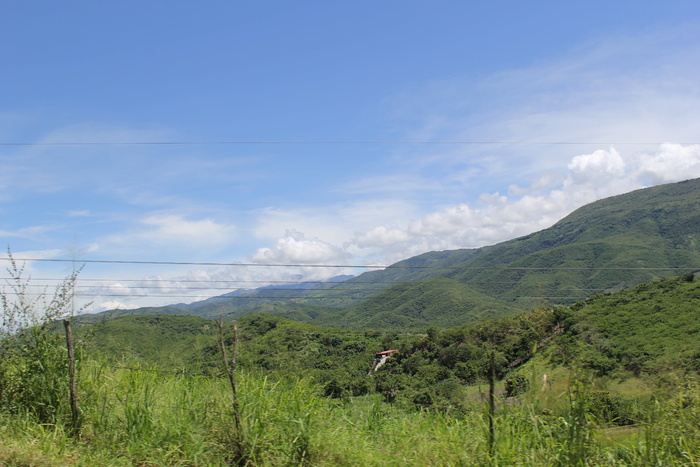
top-left (81, 178), bottom-right (700, 330)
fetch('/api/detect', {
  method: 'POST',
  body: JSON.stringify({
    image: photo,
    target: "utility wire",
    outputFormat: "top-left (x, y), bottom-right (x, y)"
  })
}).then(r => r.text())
top-left (69, 285), bottom-right (614, 292)
top-left (2, 256), bottom-right (698, 271)
top-left (0, 277), bottom-right (549, 285)
top-left (0, 257), bottom-right (382, 269)
top-left (1, 140), bottom-right (696, 146)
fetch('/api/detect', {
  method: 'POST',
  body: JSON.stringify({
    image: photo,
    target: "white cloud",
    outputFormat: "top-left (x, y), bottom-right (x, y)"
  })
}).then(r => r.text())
top-left (408, 204), bottom-right (477, 237)
top-left (477, 192), bottom-right (508, 206)
top-left (251, 229), bottom-right (348, 264)
top-left (382, 25), bottom-right (700, 190)
top-left (66, 210), bottom-right (91, 217)
top-left (0, 248), bottom-right (63, 261)
top-left (567, 147), bottom-right (626, 183)
top-left (353, 225), bottom-right (411, 249)
top-left (249, 141), bottom-right (700, 269)
top-left (252, 208), bottom-right (351, 246)
top-left (252, 199), bottom-right (419, 246)
top-left (319, 26), bottom-right (700, 266)
top-left (141, 214), bottom-right (235, 246)
top-left (93, 300), bottom-right (134, 312)
top-left (0, 225), bottom-right (57, 239)
top-left (346, 143), bottom-right (700, 263)
top-left (634, 143), bottom-right (700, 184)
top-left (106, 213), bottom-right (236, 250)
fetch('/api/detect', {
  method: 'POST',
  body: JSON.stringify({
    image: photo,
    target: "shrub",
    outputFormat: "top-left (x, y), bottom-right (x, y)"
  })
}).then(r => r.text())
top-left (504, 374), bottom-right (530, 397)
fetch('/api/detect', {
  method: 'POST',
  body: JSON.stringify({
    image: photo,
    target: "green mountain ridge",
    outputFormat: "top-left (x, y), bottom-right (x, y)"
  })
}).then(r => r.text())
top-left (88, 178), bottom-right (700, 330)
top-left (321, 178), bottom-right (700, 328)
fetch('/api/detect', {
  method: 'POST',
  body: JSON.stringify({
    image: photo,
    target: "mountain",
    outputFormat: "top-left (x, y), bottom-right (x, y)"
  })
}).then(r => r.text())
top-left (171, 274), bottom-right (355, 311)
top-left (93, 178), bottom-right (700, 329)
top-left (312, 179), bottom-right (700, 327)
top-left (76, 274), bottom-right (700, 401)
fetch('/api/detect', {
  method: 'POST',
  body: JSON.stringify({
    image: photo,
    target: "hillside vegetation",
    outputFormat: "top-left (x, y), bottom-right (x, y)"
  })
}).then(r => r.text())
top-left (2, 274), bottom-right (700, 464)
top-left (76, 275), bottom-right (700, 410)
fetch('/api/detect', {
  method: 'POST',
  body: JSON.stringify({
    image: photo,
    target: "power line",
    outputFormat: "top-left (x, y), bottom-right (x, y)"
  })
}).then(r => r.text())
top-left (0, 277), bottom-right (610, 284)
top-left (2, 256), bottom-right (698, 271)
top-left (0, 257), bottom-right (381, 269)
top-left (1, 140), bottom-right (696, 147)
top-left (72, 285), bottom-right (616, 293)
top-left (0, 291), bottom-right (619, 301)
top-left (0, 275), bottom-right (646, 289)
top-left (0, 279), bottom-right (616, 293)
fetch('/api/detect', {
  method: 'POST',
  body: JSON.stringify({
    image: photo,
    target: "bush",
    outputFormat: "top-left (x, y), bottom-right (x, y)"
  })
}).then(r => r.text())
top-left (504, 374), bottom-right (530, 397)
top-left (0, 250), bottom-right (82, 427)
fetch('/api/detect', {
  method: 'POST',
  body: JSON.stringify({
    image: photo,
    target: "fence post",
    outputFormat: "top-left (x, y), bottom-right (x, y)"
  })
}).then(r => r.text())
top-left (218, 314), bottom-right (246, 464)
top-left (488, 349), bottom-right (495, 459)
top-left (63, 319), bottom-right (80, 436)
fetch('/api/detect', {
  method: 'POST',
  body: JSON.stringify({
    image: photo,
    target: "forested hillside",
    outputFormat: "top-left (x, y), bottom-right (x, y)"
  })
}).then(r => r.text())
top-left (77, 274), bottom-right (700, 406)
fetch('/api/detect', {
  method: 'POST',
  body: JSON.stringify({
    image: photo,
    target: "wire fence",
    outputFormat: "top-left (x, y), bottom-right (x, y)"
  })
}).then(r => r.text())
top-left (78, 360), bottom-right (700, 440)
top-left (2, 261), bottom-right (697, 306)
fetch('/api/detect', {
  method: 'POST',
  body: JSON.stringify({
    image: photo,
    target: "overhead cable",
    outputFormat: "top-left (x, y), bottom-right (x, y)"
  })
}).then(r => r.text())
top-left (1, 140), bottom-right (695, 147)
top-left (1, 256), bottom-right (697, 271)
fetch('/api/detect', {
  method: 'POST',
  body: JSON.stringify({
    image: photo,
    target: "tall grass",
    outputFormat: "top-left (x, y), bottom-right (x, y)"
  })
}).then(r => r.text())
top-left (1, 358), bottom-right (699, 465)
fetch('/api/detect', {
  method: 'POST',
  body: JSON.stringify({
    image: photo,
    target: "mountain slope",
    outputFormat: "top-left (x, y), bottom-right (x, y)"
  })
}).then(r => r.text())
top-left (98, 178), bottom-right (700, 329)
top-left (317, 178), bottom-right (700, 328)
top-left (549, 274), bottom-right (700, 377)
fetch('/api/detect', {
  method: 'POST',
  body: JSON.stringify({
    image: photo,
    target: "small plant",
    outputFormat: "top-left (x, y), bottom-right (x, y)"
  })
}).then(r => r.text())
top-left (504, 374), bottom-right (530, 397)
top-left (555, 380), bottom-right (592, 466)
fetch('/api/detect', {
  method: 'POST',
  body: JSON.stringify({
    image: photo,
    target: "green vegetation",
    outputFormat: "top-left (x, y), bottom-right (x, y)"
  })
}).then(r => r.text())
top-left (4, 270), bottom-right (700, 464)
top-left (550, 275), bottom-right (700, 379)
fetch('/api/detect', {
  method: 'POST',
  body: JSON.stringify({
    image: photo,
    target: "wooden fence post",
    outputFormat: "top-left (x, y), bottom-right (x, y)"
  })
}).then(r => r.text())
top-left (63, 319), bottom-right (80, 436)
top-left (218, 314), bottom-right (245, 464)
top-left (488, 349), bottom-right (496, 459)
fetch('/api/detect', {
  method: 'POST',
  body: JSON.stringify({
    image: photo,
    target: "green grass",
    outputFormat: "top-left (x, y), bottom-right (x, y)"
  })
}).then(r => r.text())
top-left (2, 361), bottom-right (700, 466)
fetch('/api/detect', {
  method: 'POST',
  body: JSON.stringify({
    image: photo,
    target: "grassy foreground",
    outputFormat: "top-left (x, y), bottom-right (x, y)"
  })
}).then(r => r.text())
top-left (1, 361), bottom-right (699, 466)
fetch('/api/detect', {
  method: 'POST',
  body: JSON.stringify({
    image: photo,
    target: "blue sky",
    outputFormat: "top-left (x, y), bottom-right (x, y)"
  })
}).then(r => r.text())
top-left (2, 1), bottom-right (700, 311)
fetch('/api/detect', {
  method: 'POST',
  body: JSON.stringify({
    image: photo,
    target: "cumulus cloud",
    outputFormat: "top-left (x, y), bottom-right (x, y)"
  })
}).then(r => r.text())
top-left (142, 214), bottom-right (235, 246)
top-left (251, 229), bottom-right (348, 264)
top-left (567, 147), bottom-right (626, 183)
top-left (635, 143), bottom-right (700, 184)
top-left (353, 225), bottom-right (411, 248)
top-left (408, 204), bottom-right (477, 237)
top-left (346, 143), bottom-right (700, 263)
top-left (247, 143), bottom-right (700, 270)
